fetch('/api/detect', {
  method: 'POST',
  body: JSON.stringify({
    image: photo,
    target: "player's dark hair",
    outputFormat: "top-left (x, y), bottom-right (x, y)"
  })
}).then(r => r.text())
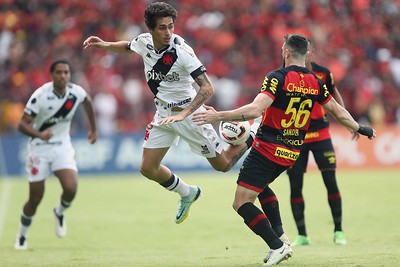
top-left (50, 59), bottom-right (71, 73)
top-left (284, 34), bottom-right (309, 58)
top-left (144, 2), bottom-right (177, 30)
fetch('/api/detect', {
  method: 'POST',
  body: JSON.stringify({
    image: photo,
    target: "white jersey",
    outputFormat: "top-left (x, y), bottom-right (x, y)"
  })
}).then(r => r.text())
top-left (128, 33), bottom-right (206, 108)
top-left (24, 81), bottom-right (88, 145)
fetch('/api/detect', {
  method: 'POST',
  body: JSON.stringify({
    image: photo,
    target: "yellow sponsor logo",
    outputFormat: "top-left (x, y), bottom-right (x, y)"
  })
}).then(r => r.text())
top-left (282, 129), bottom-right (299, 136)
top-left (287, 82), bottom-right (318, 95)
top-left (305, 131), bottom-right (319, 139)
top-left (262, 77), bottom-right (278, 94)
top-left (323, 84), bottom-right (329, 97)
top-left (274, 147), bottom-right (300, 161)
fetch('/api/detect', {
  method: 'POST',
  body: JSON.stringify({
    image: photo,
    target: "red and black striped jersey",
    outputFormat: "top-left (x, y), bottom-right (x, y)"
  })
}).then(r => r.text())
top-left (307, 62), bottom-right (337, 131)
top-left (253, 65), bottom-right (332, 166)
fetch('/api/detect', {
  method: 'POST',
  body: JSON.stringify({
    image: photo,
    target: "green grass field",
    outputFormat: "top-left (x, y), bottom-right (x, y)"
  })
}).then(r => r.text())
top-left (0, 170), bottom-right (399, 267)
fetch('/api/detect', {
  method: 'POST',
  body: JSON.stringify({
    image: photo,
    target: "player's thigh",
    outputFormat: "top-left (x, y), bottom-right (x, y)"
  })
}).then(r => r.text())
top-left (238, 149), bottom-right (288, 192)
top-left (311, 139), bottom-right (336, 170)
top-left (174, 118), bottom-right (223, 158)
top-left (287, 145), bottom-right (310, 175)
top-left (143, 123), bottom-right (179, 150)
top-left (51, 143), bottom-right (77, 173)
top-left (26, 146), bottom-right (52, 182)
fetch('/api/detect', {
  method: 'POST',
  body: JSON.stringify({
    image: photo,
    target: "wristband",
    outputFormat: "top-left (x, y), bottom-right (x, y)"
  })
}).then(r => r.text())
top-left (357, 125), bottom-right (373, 138)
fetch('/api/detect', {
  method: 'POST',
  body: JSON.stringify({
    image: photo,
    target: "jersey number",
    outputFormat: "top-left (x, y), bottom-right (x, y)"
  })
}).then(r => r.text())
top-left (281, 98), bottom-right (312, 128)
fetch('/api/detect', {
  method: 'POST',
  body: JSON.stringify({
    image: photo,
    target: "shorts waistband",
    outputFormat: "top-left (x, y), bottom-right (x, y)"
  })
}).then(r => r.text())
top-left (32, 141), bottom-right (63, 146)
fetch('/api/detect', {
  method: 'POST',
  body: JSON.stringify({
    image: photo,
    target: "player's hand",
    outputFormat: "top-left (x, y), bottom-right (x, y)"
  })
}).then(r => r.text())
top-left (158, 113), bottom-right (186, 125)
top-left (192, 108), bottom-right (219, 125)
top-left (87, 131), bottom-right (98, 144)
top-left (39, 129), bottom-right (53, 141)
top-left (357, 125), bottom-right (377, 140)
top-left (83, 36), bottom-right (105, 49)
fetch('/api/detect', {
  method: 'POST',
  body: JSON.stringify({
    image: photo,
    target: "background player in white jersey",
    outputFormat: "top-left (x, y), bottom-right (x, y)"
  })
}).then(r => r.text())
top-left (83, 2), bottom-right (253, 224)
top-left (14, 59), bottom-right (97, 250)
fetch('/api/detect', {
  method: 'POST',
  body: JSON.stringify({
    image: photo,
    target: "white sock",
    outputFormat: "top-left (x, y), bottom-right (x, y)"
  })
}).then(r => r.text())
top-left (164, 174), bottom-right (191, 197)
top-left (18, 213), bottom-right (32, 237)
top-left (55, 199), bottom-right (71, 215)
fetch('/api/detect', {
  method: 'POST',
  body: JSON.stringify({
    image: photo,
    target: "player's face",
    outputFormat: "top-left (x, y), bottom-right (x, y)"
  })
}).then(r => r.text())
top-left (51, 63), bottom-right (70, 91)
top-left (150, 17), bottom-right (174, 50)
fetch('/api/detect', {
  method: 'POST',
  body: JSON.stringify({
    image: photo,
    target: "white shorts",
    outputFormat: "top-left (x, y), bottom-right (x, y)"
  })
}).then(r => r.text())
top-left (143, 104), bottom-right (224, 158)
top-left (26, 141), bottom-right (77, 182)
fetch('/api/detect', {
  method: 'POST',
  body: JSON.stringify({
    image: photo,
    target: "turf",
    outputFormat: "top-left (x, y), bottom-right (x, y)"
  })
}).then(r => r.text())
top-left (0, 170), bottom-right (399, 266)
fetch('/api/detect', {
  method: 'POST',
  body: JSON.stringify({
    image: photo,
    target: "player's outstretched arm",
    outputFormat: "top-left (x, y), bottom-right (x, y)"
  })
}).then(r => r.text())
top-left (192, 93), bottom-right (272, 125)
top-left (83, 36), bottom-right (133, 54)
top-left (323, 98), bottom-right (376, 140)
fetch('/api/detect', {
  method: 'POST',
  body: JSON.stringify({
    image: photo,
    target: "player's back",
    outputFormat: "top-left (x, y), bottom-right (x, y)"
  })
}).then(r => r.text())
top-left (254, 65), bottom-right (331, 166)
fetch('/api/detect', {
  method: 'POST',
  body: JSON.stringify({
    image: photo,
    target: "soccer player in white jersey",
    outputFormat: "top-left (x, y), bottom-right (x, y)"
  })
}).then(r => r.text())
top-left (14, 60), bottom-right (97, 250)
top-left (83, 2), bottom-right (254, 224)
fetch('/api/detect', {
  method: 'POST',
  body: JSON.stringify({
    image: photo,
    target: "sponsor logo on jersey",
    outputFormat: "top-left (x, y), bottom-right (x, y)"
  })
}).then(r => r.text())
top-left (166, 98), bottom-right (191, 108)
top-left (147, 70), bottom-right (180, 82)
top-left (261, 77), bottom-right (278, 94)
top-left (287, 82), bottom-right (318, 95)
top-left (274, 147), bottom-right (300, 160)
top-left (282, 129), bottom-right (299, 136)
top-left (276, 135), bottom-right (304, 146)
top-left (305, 131), bottom-right (319, 139)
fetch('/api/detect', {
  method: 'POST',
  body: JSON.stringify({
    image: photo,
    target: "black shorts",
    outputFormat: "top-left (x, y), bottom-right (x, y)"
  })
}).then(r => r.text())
top-left (287, 138), bottom-right (336, 175)
top-left (237, 148), bottom-right (289, 192)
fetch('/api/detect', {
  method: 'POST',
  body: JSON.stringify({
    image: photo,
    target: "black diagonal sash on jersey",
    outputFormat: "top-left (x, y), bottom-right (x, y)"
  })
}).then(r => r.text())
top-left (38, 93), bottom-right (78, 131)
top-left (147, 48), bottom-right (178, 96)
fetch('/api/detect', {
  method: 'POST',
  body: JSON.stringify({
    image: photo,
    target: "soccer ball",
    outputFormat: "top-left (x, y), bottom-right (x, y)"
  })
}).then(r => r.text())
top-left (219, 121), bottom-right (251, 146)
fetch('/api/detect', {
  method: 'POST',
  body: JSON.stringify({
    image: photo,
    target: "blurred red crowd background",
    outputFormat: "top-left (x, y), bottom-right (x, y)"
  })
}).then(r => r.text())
top-left (1, 0), bottom-right (400, 136)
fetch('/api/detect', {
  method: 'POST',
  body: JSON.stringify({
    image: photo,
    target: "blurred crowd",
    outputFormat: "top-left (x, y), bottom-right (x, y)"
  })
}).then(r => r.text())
top-left (1, 0), bottom-right (400, 136)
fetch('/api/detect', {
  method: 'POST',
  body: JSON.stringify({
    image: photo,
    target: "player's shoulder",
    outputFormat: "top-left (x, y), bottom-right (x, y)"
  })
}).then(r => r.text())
top-left (68, 82), bottom-right (87, 95)
top-left (172, 34), bottom-right (196, 56)
top-left (32, 82), bottom-right (53, 97)
top-left (131, 33), bottom-right (152, 47)
top-left (267, 67), bottom-right (291, 79)
top-left (133, 32), bottom-right (152, 42)
top-left (311, 61), bottom-right (330, 74)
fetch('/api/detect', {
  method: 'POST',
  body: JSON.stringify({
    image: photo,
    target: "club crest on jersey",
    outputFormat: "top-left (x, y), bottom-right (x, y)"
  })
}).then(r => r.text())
top-left (162, 53), bottom-right (175, 65)
top-left (65, 99), bottom-right (74, 110)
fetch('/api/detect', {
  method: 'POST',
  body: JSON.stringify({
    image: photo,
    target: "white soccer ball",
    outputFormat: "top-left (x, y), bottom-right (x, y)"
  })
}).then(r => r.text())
top-left (219, 121), bottom-right (251, 146)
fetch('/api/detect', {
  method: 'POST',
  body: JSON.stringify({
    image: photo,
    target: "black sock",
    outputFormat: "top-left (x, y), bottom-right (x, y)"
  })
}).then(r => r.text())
top-left (258, 187), bottom-right (284, 237)
top-left (237, 202), bottom-right (282, 249)
top-left (289, 171), bottom-right (307, 236)
top-left (322, 170), bottom-right (342, 232)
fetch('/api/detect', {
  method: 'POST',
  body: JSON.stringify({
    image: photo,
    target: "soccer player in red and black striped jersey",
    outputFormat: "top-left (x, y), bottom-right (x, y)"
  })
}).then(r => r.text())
top-left (193, 34), bottom-right (376, 266)
top-left (287, 38), bottom-right (351, 246)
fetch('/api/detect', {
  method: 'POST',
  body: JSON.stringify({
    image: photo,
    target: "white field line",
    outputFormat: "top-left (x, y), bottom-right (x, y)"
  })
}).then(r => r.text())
top-left (0, 137), bottom-right (13, 243)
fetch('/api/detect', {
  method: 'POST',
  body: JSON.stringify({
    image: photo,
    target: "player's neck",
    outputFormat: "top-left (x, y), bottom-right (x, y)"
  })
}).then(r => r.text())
top-left (53, 87), bottom-right (66, 98)
top-left (286, 59), bottom-right (306, 68)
